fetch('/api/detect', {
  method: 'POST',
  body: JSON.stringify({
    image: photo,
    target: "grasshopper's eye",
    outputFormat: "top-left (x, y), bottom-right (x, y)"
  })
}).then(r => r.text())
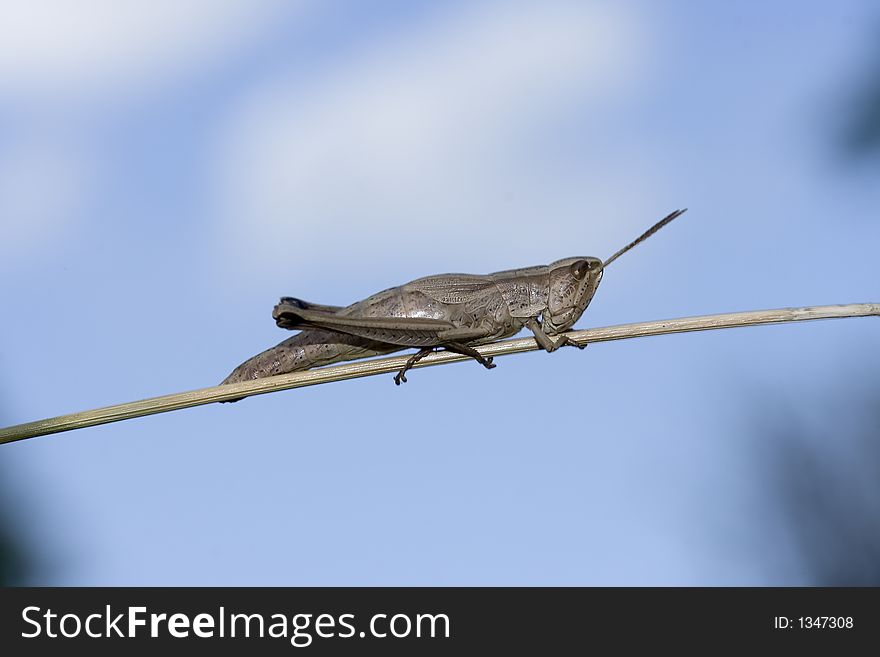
top-left (570, 259), bottom-right (591, 280)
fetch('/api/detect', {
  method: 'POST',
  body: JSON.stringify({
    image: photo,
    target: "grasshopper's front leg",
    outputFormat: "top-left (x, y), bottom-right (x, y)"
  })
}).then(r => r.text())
top-left (525, 318), bottom-right (586, 353)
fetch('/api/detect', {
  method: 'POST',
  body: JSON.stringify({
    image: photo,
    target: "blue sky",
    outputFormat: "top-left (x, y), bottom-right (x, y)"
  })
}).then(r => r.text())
top-left (1, 0), bottom-right (878, 584)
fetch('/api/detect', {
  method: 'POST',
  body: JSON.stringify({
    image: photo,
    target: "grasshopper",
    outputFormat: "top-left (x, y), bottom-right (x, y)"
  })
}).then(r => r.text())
top-left (221, 209), bottom-right (686, 391)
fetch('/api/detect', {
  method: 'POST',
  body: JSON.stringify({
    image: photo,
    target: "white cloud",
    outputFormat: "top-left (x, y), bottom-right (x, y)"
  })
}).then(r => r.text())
top-left (210, 2), bottom-right (656, 282)
top-left (0, 0), bottom-right (296, 99)
top-left (0, 1), bottom-right (303, 267)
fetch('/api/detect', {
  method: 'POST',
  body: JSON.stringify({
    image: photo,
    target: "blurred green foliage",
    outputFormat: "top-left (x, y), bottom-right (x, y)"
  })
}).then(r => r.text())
top-left (841, 32), bottom-right (880, 159)
top-left (760, 401), bottom-right (880, 585)
top-left (0, 408), bottom-right (29, 586)
top-left (0, 511), bottom-right (28, 586)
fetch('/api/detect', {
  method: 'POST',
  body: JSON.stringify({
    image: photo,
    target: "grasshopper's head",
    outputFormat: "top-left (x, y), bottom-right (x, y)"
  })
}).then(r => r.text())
top-left (542, 209), bottom-right (688, 333)
top-left (543, 256), bottom-right (604, 333)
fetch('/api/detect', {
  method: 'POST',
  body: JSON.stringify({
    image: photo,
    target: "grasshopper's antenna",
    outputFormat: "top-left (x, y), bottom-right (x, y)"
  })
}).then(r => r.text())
top-left (603, 208), bottom-right (688, 268)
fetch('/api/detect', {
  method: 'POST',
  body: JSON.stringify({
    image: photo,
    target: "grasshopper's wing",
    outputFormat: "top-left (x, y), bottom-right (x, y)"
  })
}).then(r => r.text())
top-left (273, 302), bottom-right (456, 347)
top-left (406, 274), bottom-right (497, 305)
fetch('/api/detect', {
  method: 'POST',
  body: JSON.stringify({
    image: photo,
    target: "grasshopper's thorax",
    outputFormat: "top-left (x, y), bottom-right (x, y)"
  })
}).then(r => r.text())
top-left (490, 265), bottom-right (552, 318)
top-left (542, 256), bottom-right (604, 333)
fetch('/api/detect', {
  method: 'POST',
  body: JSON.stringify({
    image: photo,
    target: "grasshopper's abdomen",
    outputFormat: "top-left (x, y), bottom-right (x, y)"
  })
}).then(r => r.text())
top-left (221, 329), bottom-right (402, 384)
